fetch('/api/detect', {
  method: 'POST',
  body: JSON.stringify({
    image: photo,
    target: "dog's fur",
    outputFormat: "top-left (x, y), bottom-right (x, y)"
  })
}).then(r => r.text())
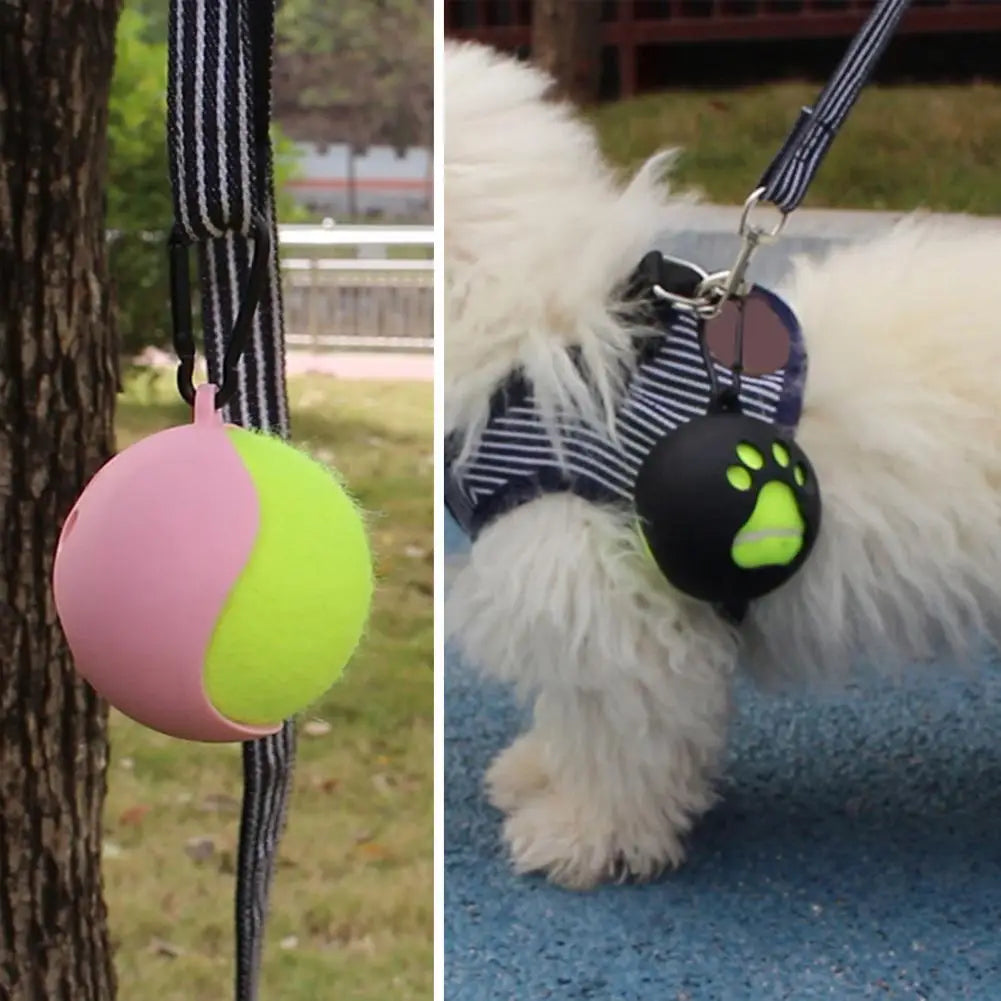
top-left (444, 40), bottom-right (1001, 890)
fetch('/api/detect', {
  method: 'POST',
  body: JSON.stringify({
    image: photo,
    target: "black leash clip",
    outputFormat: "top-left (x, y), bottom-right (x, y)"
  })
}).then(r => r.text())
top-left (168, 212), bottom-right (272, 410)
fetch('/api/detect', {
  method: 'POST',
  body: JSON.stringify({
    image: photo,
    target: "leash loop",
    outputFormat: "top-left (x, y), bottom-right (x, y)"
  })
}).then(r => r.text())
top-left (756, 0), bottom-right (912, 214)
top-left (169, 212), bottom-right (272, 409)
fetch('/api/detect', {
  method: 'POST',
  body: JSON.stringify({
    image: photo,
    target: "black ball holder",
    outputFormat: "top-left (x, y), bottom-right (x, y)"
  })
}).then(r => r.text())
top-left (633, 259), bottom-right (822, 620)
top-left (634, 409), bottom-right (821, 612)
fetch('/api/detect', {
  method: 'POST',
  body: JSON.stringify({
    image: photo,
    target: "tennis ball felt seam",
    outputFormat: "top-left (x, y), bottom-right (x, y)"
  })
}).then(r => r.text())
top-left (731, 480), bottom-right (805, 569)
top-left (203, 428), bottom-right (373, 725)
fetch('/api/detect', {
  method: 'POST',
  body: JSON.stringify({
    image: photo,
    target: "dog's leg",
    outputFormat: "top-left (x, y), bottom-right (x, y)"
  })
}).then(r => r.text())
top-left (448, 493), bottom-right (738, 890)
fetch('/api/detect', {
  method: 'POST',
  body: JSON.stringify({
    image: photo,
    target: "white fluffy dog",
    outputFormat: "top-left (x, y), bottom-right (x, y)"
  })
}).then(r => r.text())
top-left (444, 39), bottom-right (1001, 890)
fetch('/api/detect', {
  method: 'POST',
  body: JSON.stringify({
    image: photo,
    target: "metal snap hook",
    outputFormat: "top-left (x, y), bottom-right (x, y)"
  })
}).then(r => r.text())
top-left (739, 186), bottom-right (787, 243)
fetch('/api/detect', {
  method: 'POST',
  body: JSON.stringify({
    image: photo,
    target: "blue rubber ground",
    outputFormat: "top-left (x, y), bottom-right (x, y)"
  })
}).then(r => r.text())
top-left (445, 513), bottom-right (1001, 1001)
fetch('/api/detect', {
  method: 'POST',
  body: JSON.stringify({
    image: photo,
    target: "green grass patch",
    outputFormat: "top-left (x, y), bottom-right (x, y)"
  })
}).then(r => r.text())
top-left (301, 244), bottom-right (432, 261)
top-left (591, 81), bottom-right (1001, 214)
top-left (105, 371), bottom-right (432, 1001)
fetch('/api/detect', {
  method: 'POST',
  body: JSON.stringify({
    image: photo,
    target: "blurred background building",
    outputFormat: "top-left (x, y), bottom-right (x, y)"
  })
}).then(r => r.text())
top-left (286, 143), bottom-right (433, 220)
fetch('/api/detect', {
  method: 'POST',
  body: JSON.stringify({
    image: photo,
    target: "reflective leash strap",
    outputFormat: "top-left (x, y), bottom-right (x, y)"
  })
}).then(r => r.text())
top-left (757, 0), bottom-right (912, 214)
top-left (165, 2), bottom-right (295, 1000)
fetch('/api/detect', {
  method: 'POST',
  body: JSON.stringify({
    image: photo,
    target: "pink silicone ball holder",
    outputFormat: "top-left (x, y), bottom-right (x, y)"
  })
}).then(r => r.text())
top-left (53, 383), bottom-right (278, 742)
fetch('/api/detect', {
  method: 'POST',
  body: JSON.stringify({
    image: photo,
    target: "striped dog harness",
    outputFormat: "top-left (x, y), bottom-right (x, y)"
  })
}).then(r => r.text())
top-left (444, 272), bottom-right (808, 541)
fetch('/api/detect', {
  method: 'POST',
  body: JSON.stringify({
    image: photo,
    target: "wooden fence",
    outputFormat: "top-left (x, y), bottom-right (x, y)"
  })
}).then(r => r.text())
top-left (445, 1), bottom-right (1001, 96)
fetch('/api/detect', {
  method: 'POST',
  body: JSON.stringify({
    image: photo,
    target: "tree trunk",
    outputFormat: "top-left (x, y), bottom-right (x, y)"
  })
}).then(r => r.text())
top-left (0, 1), bottom-right (121, 998)
top-left (531, 0), bottom-right (603, 105)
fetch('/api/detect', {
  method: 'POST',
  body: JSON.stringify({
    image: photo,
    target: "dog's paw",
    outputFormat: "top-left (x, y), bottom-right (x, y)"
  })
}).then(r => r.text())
top-left (485, 734), bottom-right (550, 813)
top-left (500, 785), bottom-right (687, 891)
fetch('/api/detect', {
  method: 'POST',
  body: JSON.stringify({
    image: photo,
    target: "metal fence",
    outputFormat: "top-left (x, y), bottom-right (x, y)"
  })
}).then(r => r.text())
top-left (278, 225), bottom-right (434, 353)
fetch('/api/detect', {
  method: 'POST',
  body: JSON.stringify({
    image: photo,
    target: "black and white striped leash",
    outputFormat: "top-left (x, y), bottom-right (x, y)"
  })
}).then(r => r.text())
top-left (166, 2), bottom-right (294, 999)
top-left (657, 0), bottom-right (912, 319)
top-left (758, 0), bottom-right (912, 214)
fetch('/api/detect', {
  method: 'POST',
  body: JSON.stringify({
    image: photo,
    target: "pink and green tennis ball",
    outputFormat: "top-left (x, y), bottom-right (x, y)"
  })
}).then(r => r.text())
top-left (52, 385), bottom-right (373, 742)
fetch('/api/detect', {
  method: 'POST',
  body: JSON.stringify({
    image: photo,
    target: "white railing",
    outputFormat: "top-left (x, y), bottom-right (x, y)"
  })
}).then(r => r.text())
top-left (107, 224), bottom-right (434, 353)
top-left (278, 224), bottom-right (434, 249)
top-left (278, 224), bottom-right (433, 353)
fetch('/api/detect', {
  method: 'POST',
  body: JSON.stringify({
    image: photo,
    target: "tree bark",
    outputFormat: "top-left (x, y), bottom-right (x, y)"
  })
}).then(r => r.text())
top-left (0, 1), bottom-right (121, 998)
top-left (531, 0), bottom-right (603, 105)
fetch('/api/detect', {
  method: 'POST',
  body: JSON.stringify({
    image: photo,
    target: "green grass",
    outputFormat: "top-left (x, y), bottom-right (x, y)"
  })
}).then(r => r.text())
top-left (591, 81), bottom-right (1001, 214)
top-left (104, 371), bottom-right (432, 1001)
top-left (287, 245), bottom-right (432, 262)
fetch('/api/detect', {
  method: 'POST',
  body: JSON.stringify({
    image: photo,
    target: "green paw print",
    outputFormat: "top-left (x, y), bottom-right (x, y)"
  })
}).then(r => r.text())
top-left (726, 440), bottom-right (808, 570)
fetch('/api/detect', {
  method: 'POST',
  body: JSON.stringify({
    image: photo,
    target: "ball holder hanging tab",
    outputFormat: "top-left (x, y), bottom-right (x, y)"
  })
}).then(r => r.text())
top-left (633, 190), bottom-right (821, 621)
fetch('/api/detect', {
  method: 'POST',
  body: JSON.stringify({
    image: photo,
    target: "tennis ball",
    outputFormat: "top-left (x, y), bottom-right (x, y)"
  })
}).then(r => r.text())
top-left (52, 385), bottom-right (373, 742)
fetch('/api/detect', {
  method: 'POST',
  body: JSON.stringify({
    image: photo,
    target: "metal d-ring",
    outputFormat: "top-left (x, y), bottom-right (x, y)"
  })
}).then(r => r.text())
top-left (738, 185), bottom-right (787, 243)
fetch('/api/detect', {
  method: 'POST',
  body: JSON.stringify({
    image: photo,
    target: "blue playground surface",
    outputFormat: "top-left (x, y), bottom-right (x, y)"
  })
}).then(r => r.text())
top-left (445, 512), bottom-right (1001, 1001)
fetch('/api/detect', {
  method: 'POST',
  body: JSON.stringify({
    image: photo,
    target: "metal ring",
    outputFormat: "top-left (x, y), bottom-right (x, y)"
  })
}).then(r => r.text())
top-left (650, 283), bottom-right (700, 311)
top-left (696, 270), bottom-right (731, 298)
top-left (739, 186), bottom-right (787, 243)
top-left (648, 282), bottom-right (728, 320)
top-left (651, 283), bottom-right (720, 319)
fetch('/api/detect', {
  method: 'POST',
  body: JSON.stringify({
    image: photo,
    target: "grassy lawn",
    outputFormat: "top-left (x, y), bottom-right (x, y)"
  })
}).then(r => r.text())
top-left (592, 82), bottom-right (1001, 214)
top-left (102, 370), bottom-right (432, 1000)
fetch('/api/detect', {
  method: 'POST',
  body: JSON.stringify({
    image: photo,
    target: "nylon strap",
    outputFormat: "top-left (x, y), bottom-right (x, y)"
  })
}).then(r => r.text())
top-left (166, 2), bottom-right (295, 999)
top-left (758, 0), bottom-right (911, 214)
